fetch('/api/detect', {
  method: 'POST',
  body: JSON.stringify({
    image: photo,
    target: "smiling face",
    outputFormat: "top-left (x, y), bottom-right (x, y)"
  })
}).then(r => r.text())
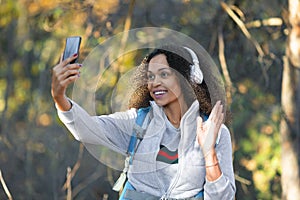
top-left (147, 54), bottom-right (184, 108)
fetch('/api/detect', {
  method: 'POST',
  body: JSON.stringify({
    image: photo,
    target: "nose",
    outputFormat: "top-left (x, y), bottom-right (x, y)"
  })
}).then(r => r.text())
top-left (151, 76), bottom-right (162, 87)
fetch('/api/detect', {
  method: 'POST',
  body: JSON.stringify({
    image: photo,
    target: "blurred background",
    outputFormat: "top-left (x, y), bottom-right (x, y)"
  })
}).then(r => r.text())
top-left (1, 0), bottom-right (299, 199)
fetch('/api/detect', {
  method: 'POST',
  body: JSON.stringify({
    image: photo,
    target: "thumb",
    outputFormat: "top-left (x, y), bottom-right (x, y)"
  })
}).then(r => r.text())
top-left (196, 116), bottom-right (203, 145)
top-left (59, 53), bottom-right (64, 63)
top-left (196, 116), bottom-right (203, 133)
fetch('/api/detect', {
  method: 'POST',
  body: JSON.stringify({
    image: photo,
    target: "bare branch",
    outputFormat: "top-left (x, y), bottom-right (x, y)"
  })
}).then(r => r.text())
top-left (234, 173), bottom-right (251, 185)
top-left (220, 1), bottom-right (265, 58)
top-left (121, 0), bottom-right (136, 46)
top-left (220, 1), bottom-right (270, 86)
top-left (218, 26), bottom-right (234, 106)
top-left (66, 167), bottom-right (72, 200)
top-left (71, 168), bottom-right (103, 198)
top-left (245, 18), bottom-right (283, 28)
top-left (111, 0), bottom-right (136, 82)
top-left (62, 144), bottom-right (84, 190)
top-left (117, 0), bottom-right (136, 62)
top-left (229, 5), bottom-right (246, 21)
top-left (208, 30), bottom-right (217, 55)
top-left (0, 170), bottom-right (13, 200)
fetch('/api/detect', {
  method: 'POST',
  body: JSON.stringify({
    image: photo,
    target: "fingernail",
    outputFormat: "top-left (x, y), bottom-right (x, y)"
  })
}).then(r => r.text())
top-left (78, 64), bottom-right (82, 67)
top-left (73, 53), bottom-right (78, 57)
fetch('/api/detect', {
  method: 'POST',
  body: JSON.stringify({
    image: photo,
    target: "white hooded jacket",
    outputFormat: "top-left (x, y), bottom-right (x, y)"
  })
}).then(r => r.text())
top-left (57, 99), bottom-right (236, 199)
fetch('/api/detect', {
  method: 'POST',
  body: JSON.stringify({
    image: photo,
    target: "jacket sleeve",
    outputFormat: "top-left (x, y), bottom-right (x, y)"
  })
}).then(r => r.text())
top-left (204, 125), bottom-right (236, 199)
top-left (56, 99), bottom-right (137, 155)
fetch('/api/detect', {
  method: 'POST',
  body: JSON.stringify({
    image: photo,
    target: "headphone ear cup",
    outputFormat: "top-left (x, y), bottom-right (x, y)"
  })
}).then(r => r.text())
top-left (184, 47), bottom-right (203, 84)
top-left (190, 63), bottom-right (203, 84)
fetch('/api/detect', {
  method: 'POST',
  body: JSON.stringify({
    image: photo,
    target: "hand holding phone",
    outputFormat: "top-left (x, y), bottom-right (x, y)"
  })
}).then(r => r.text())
top-left (62, 36), bottom-right (81, 64)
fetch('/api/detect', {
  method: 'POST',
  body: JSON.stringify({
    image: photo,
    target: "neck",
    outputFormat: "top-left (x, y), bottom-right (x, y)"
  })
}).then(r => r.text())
top-left (164, 99), bottom-right (188, 127)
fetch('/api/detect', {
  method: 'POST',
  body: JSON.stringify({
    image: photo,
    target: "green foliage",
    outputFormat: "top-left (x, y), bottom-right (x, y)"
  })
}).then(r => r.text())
top-left (0, 0), bottom-right (19, 27)
top-left (232, 79), bottom-right (281, 199)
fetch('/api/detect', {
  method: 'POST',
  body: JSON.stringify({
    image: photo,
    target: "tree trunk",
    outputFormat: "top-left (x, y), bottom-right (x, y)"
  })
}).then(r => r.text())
top-left (281, 0), bottom-right (300, 199)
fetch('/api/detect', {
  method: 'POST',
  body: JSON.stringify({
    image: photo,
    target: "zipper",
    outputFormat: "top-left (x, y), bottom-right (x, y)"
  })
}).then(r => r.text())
top-left (154, 101), bottom-right (198, 197)
top-left (164, 154), bottom-right (183, 197)
top-left (164, 123), bottom-right (185, 197)
top-left (164, 102), bottom-right (196, 197)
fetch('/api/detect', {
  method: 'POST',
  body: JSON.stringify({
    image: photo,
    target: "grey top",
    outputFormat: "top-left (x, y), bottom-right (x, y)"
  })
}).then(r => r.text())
top-left (57, 100), bottom-right (236, 199)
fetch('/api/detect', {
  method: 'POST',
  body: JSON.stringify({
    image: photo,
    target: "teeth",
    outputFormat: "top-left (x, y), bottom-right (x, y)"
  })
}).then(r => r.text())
top-left (154, 90), bottom-right (166, 95)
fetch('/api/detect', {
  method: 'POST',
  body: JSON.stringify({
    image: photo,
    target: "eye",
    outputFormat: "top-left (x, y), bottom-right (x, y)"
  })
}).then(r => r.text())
top-left (160, 70), bottom-right (171, 78)
top-left (147, 73), bottom-right (155, 81)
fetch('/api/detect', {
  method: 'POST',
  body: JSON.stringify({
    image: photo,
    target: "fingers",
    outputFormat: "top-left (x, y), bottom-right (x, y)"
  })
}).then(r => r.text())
top-left (53, 62), bottom-right (81, 77)
top-left (53, 63), bottom-right (81, 86)
top-left (59, 53), bottom-right (63, 63)
top-left (210, 101), bottom-right (224, 139)
top-left (196, 116), bottom-right (204, 146)
top-left (197, 101), bottom-right (225, 157)
top-left (209, 101), bottom-right (224, 123)
top-left (62, 64), bottom-right (81, 79)
top-left (55, 54), bottom-right (81, 75)
top-left (53, 54), bottom-right (79, 74)
top-left (51, 55), bottom-right (82, 99)
top-left (61, 53), bottom-right (79, 66)
top-left (215, 101), bottom-right (224, 127)
top-left (59, 72), bottom-right (80, 86)
top-left (196, 116), bottom-right (203, 133)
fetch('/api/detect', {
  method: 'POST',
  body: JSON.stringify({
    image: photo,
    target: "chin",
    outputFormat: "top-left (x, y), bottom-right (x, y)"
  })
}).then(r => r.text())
top-left (153, 99), bottom-right (167, 107)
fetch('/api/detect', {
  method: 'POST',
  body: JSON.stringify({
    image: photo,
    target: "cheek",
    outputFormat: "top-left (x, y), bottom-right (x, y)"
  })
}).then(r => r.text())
top-left (173, 86), bottom-right (182, 97)
top-left (167, 79), bottom-right (182, 94)
top-left (147, 83), bottom-right (152, 91)
top-left (147, 83), bottom-right (154, 96)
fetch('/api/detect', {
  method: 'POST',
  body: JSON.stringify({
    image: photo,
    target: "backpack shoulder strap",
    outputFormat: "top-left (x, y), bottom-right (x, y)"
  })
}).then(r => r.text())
top-left (127, 106), bottom-right (151, 164)
top-left (113, 106), bottom-right (151, 192)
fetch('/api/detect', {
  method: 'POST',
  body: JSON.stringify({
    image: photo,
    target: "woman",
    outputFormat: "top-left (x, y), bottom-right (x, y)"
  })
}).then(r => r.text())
top-left (51, 45), bottom-right (236, 199)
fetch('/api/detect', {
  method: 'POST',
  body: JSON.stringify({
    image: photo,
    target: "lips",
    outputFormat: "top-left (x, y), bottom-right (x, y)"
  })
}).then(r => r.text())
top-left (153, 90), bottom-right (167, 99)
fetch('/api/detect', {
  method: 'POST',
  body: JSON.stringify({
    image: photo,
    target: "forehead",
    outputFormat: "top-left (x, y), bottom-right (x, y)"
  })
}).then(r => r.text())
top-left (148, 54), bottom-right (170, 71)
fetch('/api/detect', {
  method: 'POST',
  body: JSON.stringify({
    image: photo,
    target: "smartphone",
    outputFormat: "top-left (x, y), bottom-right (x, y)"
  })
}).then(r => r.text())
top-left (62, 36), bottom-right (82, 64)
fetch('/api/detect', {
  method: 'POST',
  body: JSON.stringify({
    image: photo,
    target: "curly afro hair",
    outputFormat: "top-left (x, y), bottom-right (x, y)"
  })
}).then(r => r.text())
top-left (128, 45), bottom-right (213, 118)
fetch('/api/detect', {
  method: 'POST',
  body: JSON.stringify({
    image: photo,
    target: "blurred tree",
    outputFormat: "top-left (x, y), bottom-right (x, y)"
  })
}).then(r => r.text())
top-left (216, 0), bottom-right (284, 199)
top-left (0, 0), bottom-right (122, 199)
top-left (280, 0), bottom-right (300, 199)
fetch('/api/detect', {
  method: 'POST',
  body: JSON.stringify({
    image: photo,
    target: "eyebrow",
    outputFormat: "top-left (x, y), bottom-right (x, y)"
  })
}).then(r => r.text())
top-left (147, 68), bottom-right (171, 73)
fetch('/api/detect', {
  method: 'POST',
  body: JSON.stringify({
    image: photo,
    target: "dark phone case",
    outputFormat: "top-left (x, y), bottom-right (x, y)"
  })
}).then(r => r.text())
top-left (62, 36), bottom-right (81, 64)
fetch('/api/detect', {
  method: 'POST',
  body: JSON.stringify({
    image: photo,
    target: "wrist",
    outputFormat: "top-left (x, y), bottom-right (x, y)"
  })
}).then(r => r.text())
top-left (205, 161), bottom-right (219, 168)
top-left (204, 149), bottom-right (218, 165)
top-left (54, 96), bottom-right (72, 111)
top-left (204, 149), bottom-right (222, 181)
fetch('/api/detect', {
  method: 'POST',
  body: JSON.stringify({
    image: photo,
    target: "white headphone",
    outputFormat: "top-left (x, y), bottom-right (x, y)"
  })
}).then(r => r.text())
top-left (184, 47), bottom-right (203, 84)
